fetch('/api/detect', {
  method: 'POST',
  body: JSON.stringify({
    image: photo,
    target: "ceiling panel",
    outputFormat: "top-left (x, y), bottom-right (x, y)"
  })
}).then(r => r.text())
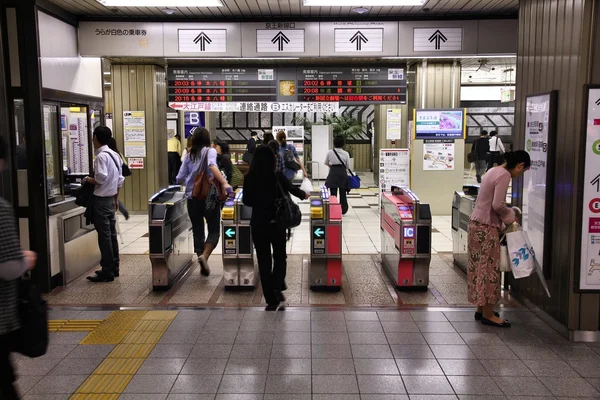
top-left (45, 0), bottom-right (518, 19)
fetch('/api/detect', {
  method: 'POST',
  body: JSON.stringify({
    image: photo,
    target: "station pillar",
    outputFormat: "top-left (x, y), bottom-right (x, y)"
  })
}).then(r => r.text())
top-left (109, 64), bottom-right (168, 212)
top-left (511, 0), bottom-right (600, 340)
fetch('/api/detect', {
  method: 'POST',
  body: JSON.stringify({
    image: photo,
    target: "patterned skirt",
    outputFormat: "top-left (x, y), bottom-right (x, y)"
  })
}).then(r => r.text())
top-left (467, 220), bottom-right (502, 306)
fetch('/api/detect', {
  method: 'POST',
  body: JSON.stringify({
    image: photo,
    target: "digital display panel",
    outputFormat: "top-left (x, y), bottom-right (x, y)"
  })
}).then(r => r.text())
top-left (415, 109), bottom-right (465, 139)
top-left (296, 67), bottom-right (407, 105)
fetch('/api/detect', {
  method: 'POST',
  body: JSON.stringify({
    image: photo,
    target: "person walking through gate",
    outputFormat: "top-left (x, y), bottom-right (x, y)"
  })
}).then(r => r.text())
top-left (243, 145), bottom-right (309, 310)
top-left (324, 135), bottom-right (350, 215)
top-left (467, 150), bottom-right (530, 327)
top-left (473, 130), bottom-right (490, 183)
top-left (487, 131), bottom-right (505, 171)
top-left (276, 130), bottom-right (307, 182)
top-left (168, 133), bottom-right (182, 185)
top-left (85, 127), bottom-right (124, 282)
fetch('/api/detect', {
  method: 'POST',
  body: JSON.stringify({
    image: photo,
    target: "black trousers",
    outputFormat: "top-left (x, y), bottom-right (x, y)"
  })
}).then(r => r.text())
top-left (93, 196), bottom-right (119, 277)
top-left (330, 187), bottom-right (349, 215)
top-left (487, 151), bottom-right (501, 171)
top-left (252, 223), bottom-right (287, 305)
top-left (168, 152), bottom-right (181, 185)
top-left (0, 330), bottom-right (19, 400)
top-left (187, 198), bottom-right (221, 254)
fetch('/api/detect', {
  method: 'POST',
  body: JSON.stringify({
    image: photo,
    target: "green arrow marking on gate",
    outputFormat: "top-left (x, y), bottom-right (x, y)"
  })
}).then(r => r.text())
top-left (314, 228), bottom-right (324, 238)
top-left (225, 228), bottom-right (235, 238)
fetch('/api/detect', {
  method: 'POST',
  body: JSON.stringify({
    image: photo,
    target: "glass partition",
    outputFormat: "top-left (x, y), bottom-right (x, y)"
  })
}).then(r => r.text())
top-left (43, 103), bottom-right (61, 203)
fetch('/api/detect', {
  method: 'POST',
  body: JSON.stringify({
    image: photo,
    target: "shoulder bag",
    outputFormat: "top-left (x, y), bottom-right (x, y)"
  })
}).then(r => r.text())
top-left (467, 139), bottom-right (478, 163)
top-left (275, 178), bottom-right (302, 231)
top-left (192, 149), bottom-right (227, 202)
top-left (333, 149), bottom-right (361, 190)
top-left (15, 277), bottom-right (49, 358)
top-left (283, 144), bottom-right (301, 172)
top-left (75, 151), bottom-right (121, 207)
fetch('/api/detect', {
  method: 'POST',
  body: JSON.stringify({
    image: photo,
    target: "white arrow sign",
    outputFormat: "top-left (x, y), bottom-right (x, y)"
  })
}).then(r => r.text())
top-left (257, 29), bottom-right (305, 53)
top-left (178, 29), bottom-right (227, 53)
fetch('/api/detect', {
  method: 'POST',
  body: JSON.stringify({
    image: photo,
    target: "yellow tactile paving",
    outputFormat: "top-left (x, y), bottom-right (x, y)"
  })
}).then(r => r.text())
top-left (121, 330), bottom-right (163, 344)
top-left (131, 319), bottom-right (172, 332)
top-left (80, 311), bottom-right (148, 345)
top-left (108, 343), bottom-right (155, 359)
top-left (141, 310), bottom-right (178, 320)
top-left (75, 374), bottom-right (133, 394)
top-left (70, 394), bottom-right (120, 400)
top-left (94, 358), bottom-right (144, 375)
top-left (48, 320), bottom-right (102, 332)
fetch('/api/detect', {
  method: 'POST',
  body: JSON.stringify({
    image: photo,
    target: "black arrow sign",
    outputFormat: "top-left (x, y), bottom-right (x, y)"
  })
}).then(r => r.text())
top-left (595, 98), bottom-right (600, 106)
top-left (271, 31), bottom-right (290, 51)
top-left (592, 173), bottom-right (600, 192)
top-left (193, 32), bottom-right (212, 52)
top-left (428, 29), bottom-right (448, 50)
top-left (350, 31), bottom-right (368, 51)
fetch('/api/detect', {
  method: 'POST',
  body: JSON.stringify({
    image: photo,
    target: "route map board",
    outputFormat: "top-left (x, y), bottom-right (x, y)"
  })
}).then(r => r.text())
top-left (167, 67), bottom-right (277, 103)
top-left (296, 66), bottom-right (407, 104)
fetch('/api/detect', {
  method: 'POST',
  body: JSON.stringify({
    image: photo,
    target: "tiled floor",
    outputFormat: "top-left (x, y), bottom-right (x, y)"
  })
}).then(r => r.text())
top-left (13, 308), bottom-right (600, 399)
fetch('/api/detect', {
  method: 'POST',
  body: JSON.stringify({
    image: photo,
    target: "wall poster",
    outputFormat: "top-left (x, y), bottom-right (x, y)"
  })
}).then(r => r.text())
top-left (422, 139), bottom-right (455, 170)
top-left (379, 148), bottom-right (410, 206)
top-left (579, 87), bottom-right (600, 291)
top-left (386, 109), bottom-right (402, 141)
top-left (522, 91), bottom-right (557, 280)
top-left (123, 111), bottom-right (146, 158)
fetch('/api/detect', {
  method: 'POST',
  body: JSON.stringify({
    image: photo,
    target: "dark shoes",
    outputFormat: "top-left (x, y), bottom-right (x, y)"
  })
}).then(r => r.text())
top-left (474, 311), bottom-right (499, 320)
top-left (265, 303), bottom-right (280, 311)
top-left (95, 270), bottom-right (119, 278)
top-left (274, 290), bottom-right (286, 303)
top-left (198, 255), bottom-right (211, 277)
top-left (87, 273), bottom-right (114, 282)
top-left (481, 317), bottom-right (511, 328)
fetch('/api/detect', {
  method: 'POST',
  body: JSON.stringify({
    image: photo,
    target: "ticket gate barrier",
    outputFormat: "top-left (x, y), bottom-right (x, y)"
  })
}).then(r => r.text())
top-left (380, 186), bottom-right (432, 289)
top-left (149, 186), bottom-right (194, 290)
top-left (309, 186), bottom-right (343, 290)
top-left (222, 189), bottom-right (258, 288)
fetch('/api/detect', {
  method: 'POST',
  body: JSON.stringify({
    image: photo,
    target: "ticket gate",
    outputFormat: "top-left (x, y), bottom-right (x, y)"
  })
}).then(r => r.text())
top-left (221, 189), bottom-right (258, 288)
top-left (149, 186), bottom-right (194, 290)
top-left (309, 186), bottom-right (343, 290)
top-left (380, 186), bottom-right (432, 289)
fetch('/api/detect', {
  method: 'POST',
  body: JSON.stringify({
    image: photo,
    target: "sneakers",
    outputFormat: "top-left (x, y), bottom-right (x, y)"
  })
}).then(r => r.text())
top-left (198, 255), bottom-right (210, 277)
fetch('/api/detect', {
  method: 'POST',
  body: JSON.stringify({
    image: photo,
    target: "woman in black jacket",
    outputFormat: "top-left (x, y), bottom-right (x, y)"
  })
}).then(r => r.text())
top-left (243, 145), bottom-right (309, 310)
top-left (213, 139), bottom-right (233, 184)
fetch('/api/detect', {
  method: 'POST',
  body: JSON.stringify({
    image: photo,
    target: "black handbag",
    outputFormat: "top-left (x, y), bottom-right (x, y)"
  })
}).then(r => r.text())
top-left (467, 139), bottom-right (478, 163)
top-left (74, 181), bottom-right (94, 207)
top-left (275, 179), bottom-right (302, 231)
top-left (15, 278), bottom-right (49, 358)
top-left (283, 145), bottom-right (301, 172)
top-left (122, 162), bottom-right (132, 177)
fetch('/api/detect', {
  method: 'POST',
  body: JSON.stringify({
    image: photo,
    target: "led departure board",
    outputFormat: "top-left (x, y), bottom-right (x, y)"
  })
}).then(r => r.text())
top-left (167, 68), bottom-right (277, 103)
top-left (296, 67), bottom-right (407, 104)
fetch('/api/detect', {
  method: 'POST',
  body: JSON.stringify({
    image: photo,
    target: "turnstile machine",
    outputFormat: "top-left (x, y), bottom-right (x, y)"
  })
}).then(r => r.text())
top-left (222, 189), bottom-right (258, 288)
top-left (380, 186), bottom-right (432, 289)
top-left (149, 186), bottom-right (194, 290)
top-left (451, 185), bottom-right (479, 273)
top-left (309, 186), bottom-right (343, 290)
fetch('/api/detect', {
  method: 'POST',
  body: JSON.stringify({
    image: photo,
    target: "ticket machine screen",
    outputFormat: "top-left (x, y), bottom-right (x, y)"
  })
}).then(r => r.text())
top-left (398, 205), bottom-right (413, 220)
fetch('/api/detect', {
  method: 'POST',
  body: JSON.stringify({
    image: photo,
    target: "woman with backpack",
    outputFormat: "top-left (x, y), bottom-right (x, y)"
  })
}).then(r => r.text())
top-left (276, 130), bottom-right (307, 182)
top-left (177, 128), bottom-right (232, 276)
top-left (324, 135), bottom-right (350, 215)
top-left (243, 145), bottom-right (309, 310)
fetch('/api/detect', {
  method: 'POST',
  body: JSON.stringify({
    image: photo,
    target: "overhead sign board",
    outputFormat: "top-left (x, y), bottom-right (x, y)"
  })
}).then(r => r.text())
top-left (334, 28), bottom-right (383, 52)
top-left (241, 22), bottom-right (320, 57)
top-left (320, 21), bottom-right (398, 57)
top-left (257, 29), bottom-right (305, 53)
top-left (168, 101), bottom-right (340, 113)
top-left (163, 22), bottom-right (241, 57)
top-left (178, 29), bottom-right (227, 53)
top-left (78, 22), bottom-right (164, 57)
top-left (413, 28), bottom-right (463, 51)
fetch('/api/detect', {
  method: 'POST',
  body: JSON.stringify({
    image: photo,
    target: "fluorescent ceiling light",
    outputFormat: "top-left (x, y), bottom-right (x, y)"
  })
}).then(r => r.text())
top-left (304, 0), bottom-right (424, 5)
top-left (168, 57), bottom-right (300, 60)
top-left (96, 0), bottom-right (223, 7)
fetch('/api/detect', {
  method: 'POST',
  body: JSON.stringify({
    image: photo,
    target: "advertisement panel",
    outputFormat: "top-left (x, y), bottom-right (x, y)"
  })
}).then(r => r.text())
top-left (415, 109), bottom-right (465, 139)
top-left (422, 139), bottom-right (455, 170)
top-left (379, 148), bottom-right (410, 206)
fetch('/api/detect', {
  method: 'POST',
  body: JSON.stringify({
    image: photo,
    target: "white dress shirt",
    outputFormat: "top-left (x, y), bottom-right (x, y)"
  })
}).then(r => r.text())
top-left (93, 145), bottom-right (124, 197)
top-left (489, 136), bottom-right (505, 153)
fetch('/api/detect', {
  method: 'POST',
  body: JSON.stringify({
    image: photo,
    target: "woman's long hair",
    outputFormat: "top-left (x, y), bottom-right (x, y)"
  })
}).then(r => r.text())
top-left (247, 145), bottom-right (277, 195)
top-left (188, 127), bottom-right (211, 161)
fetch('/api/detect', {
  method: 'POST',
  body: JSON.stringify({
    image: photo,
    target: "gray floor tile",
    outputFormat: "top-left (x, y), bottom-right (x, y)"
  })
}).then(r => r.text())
top-left (430, 345), bottom-right (476, 360)
top-left (49, 357), bottom-right (102, 375)
top-left (493, 376), bottom-right (552, 396)
top-left (456, 396), bottom-right (506, 400)
top-left (346, 321), bottom-right (384, 333)
top-left (423, 333), bottom-right (465, 345)
top-left (273, 331), bottom-right (310, 345)
top-left (409, 396), bottom-right (458, 400)
top-left (451, 322), bottom-right (499, 334)
top-left (352, 344), bottom-right (393, 359)
top-left (391, 345), bottom-right (435, 359)
top-left (43, 344), bottom-right (77, 359)
top-left (345, 311), bottom-right (380, 321)
top-left (349, 332), bottom-right (388, 345)
top-left (265, 374), bottom-right (311, 393)
top-left (312, 344), bottom-right (353, 359)
top-left (239, 320), bottom-right (277, 332)
top-left (382, 322), bottom-right (420, 333)
top-left (21, 395), bottom-right (71, 400)
top-left (522, 359), bottom-right (580, 377)
top-left (311, 311), bottom-right (345, 321)
top-left (402, 376), bottom-right (454, 394)
top-left (313, 395), bottom-right (360, 400)
top-left (275, 321), bottom-right (311, 332)
top-left (481, 359), bottom-right (534, 377)
top-left (167, 394), bottom-right (215, 400)
top-left (225, 358), bottom-right (269, 375)
top-left (268, 358), bottom-right (311, 375)
top-left (438, 359), bottom-right (489, 376)
top-left (271, 344), bottom-right (311, 358)
top-left (214, 395), bottom-right (263, 400)
top-left (230, 344), bottom-right (272, 359)
top-left (196, 331), bottom-right (238, 345)
top-left (124, 374), bottom-right (177, 394)
top-left (276, 311), bottom-right (311, 321)
top-left (173, 310), bottom-right (212, 320)
top-left (354, 359), bottom-right (399, 375)
top-left (447, 376), bottom-right (502, 395)
top-left (15, 357), bottom-right (61, 375)
top-left (468, 345), bottom-right (518, 360)
top-left (149, 344), bottom-right (193, 358)
top-left (313, 375), bottom-right (359, 394)
top-left (27, 375), bottom-right (87, 395)
top-left (312, 332), bottom-right (350, 345)
top-left (568, 359), bottom-right (600, 378)
top-left (74, 310), bottom-right (114, 320)
top-left (65, 344), bottom-right (115, 359)
top-left (357, 375), bottom-right (406, 394)
top-left (444, 311), bottom-right (477, 322)
top-left (538, 376), bottom-right (600, 397)
top-left (168, 319), bottom-right (207, 331)
top-left (15, 375), bottom-right (43, 395)
top-left (48, 310), bottom-right (83, 320)
top-left (377, 312), bottom-right (414, 322)
top-left (264, 395), bottom-right (311, 400)
top-left (190, 344), bottom-right (233, 358)
top-left (218, 374), bottom-right (267, 394)
top-left (181, 358), bottom-right (228, 375)
top-left (234, 331), bottom-right (275, 344)
top-left (396, 359), bottom-right (444, 375)
top-left (416, 321), bottom-right (456, 333)
top-left (137, 358), bottom-right (186, 375)
top-left (170, 375), bottom-right (222, 394)
top-left (311, 320), bottom-right (347, 332)
top-left (587, 377), bottom-right (600, 391)
top-left (48, 332), bottom-right (89, 345)
top-left (312, 358), bottom-right (356, 374)
top-left (459, 333), bottom-right (504, 346)
top-left (158, 331), bottom-right (200, 344)
top-left (386, 333), bottom-right (427, 345)
top-left (118, 395), bottom-right (168, 400)
top-left (242, 311), bottom-right (279, 322)
top-left (208, 310), bottom-right (246, 321)
top-left (360, 395), bottom-right (409, 400)
top-left (411, 312), bottom-right (448, 322)
top-left (203, 320), bottom-right (242, 332)
top-left (551, 346), bottom-right (600, 362)
top-left (510, 345), bottom-right (562, 361)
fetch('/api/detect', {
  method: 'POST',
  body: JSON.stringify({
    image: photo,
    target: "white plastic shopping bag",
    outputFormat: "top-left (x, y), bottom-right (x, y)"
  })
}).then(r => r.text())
top-left (506, 229), bottom-right (536, 279)
top-left (300, 178), bottom-right (312, 194)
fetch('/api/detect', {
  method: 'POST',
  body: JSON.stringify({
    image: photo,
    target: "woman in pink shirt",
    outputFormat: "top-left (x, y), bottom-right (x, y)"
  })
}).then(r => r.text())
top-left (468, 150), bottom-right (530, 327)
